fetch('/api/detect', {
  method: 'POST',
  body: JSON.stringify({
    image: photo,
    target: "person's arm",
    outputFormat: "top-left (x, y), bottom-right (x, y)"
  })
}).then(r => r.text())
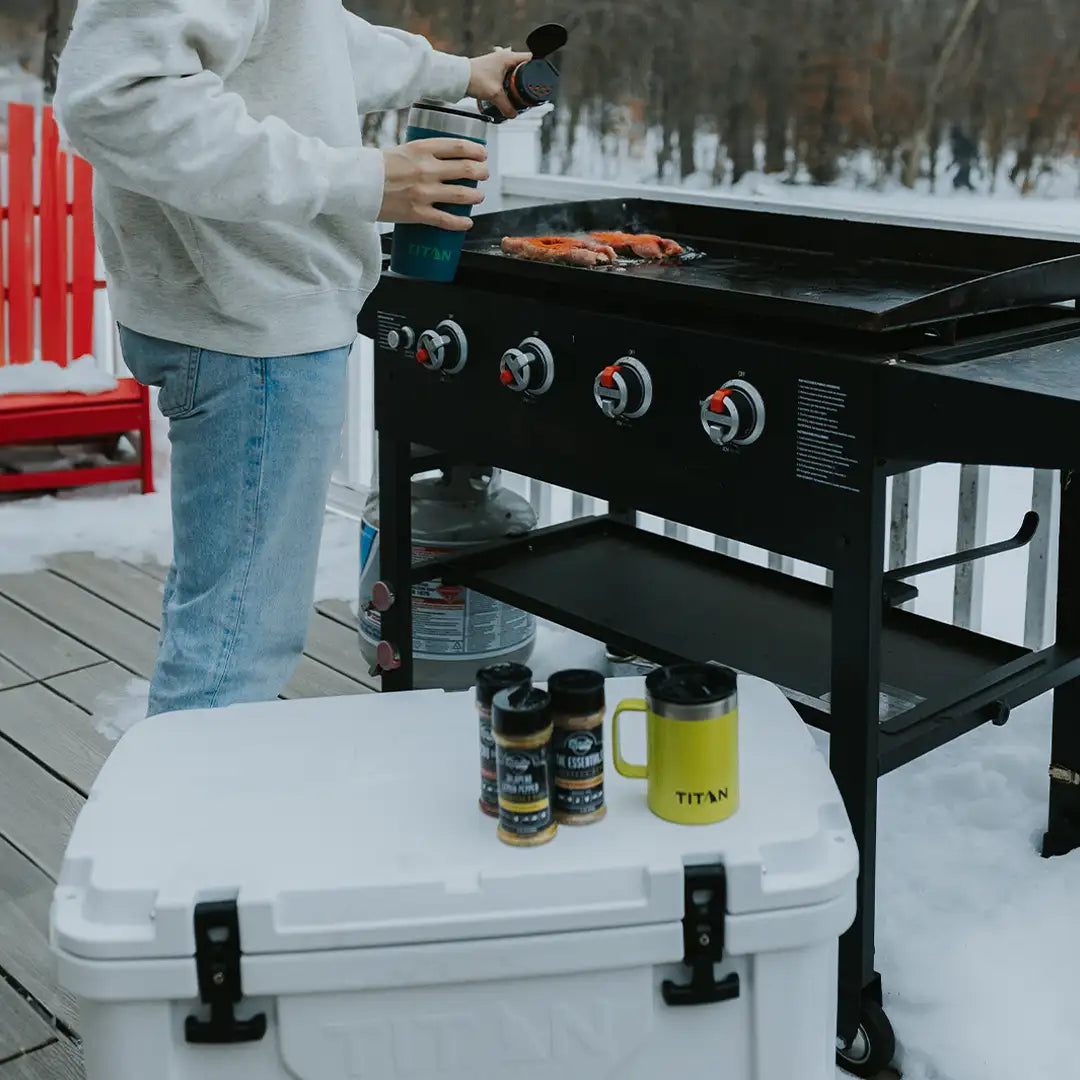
top-left (342, 11), bottom-right (471, 113)
top-left (55, 0), bottom-right (386, 225)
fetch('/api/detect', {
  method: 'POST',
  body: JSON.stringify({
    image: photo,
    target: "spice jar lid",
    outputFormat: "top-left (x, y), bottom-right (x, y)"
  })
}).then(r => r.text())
top-left (475, 663), bottom-right (533, 708)
top-left (547, 669), bottom-right (605, 716)
top-left (492, 684), bottom-right (551, 737)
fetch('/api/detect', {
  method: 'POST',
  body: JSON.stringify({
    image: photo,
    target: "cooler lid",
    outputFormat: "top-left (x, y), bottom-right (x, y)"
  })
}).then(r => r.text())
top-left (51, 676), bottom-right (857, 962)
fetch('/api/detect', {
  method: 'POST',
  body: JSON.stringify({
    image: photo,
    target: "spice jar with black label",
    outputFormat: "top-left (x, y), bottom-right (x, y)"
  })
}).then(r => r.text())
top-left (492, 684), bottom-right (556, 846)
top-left (549, 669), bottom-right (607, 824)
top-left (475, 663), bottom-right (533, 816)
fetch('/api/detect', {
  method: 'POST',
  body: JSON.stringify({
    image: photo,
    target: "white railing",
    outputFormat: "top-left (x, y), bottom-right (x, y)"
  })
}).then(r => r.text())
top-left (331, 115), bottom-right (1066, 652)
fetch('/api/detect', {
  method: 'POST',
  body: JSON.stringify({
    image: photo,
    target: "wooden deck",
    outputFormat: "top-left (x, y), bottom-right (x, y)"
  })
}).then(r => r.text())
top-left (0, 552), bottom-right (375, 1075)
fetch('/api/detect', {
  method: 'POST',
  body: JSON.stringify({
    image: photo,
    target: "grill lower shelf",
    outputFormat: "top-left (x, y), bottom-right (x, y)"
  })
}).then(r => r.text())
top-left (416, 517), bottom-right (1028, 728)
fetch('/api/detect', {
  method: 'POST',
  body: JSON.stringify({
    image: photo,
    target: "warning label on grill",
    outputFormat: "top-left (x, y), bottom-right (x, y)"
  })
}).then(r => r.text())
top-left (795, 379), bottom-right (860, 493)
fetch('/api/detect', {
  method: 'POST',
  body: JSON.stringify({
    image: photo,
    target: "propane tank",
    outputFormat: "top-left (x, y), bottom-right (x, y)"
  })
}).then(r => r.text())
top-left (358, 462), bottom-right (538, 689)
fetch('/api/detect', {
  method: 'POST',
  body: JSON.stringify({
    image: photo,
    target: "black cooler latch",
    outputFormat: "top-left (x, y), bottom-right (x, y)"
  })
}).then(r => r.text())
top-left (662, 864), bottom-right (741, 1007)
top-left (185, 900), bottom-right (267, 1045)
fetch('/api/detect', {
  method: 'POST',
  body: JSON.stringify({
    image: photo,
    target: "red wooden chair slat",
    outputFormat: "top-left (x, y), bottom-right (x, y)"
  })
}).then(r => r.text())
top-left (0, 104), bottom-right (155, 496)
top-left (6, 103), bottom-right (36, 365)
top-left (39, 106), bottom-right (69, 366)
top-left (71, 155), bottom-right (96, 361)
top-left (0, 133), bottom-right (6, 369)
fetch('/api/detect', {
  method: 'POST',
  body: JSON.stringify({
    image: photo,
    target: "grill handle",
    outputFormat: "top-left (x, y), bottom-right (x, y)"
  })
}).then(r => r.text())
top-left (884, 510), bottom-right (1040, 588)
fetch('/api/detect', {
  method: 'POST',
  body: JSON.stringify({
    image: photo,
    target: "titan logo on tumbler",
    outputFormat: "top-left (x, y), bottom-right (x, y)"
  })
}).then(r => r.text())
top-left (407, 243), bottom-right (453, 261)
top-left (675, 788), bottom-right (730, 806)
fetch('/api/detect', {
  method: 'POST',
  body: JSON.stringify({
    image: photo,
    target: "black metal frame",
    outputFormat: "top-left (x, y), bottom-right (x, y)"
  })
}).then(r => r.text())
top-left (363, 199), bottom-right (1080, 1056)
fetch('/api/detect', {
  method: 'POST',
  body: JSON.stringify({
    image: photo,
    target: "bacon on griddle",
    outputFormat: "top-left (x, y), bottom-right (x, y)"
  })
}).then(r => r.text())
top-left (500, 235), bottom-right (617, 266)
top-left (587, 231), bottom-right (685, 259)
top-left (500, 231), bottom-right (684, 266)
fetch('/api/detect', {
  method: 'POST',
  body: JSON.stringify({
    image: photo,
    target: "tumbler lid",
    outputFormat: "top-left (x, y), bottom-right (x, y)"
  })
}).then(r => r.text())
top-left (646, 663), bottom-right (738, 721)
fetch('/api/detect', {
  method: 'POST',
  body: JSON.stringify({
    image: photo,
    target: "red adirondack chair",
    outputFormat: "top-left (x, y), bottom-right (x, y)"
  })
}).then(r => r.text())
top-left (0, 103), bottom-right (153, 496)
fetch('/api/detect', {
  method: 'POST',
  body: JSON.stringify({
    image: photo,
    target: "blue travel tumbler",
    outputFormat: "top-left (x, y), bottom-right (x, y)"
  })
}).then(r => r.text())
top-left (389, 103), bottom-right (493, 282)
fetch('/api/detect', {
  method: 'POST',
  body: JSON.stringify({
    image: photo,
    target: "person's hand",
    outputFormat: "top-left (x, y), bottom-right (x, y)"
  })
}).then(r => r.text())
top-left (468, 48), bottom-right (532, 118)
top-left (378, 138), bottom-right (489, 231)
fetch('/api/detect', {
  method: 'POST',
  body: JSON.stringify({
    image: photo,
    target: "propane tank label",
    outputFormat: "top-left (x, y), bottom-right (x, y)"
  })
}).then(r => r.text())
top-left (359, 521), bottom-right (536, 661)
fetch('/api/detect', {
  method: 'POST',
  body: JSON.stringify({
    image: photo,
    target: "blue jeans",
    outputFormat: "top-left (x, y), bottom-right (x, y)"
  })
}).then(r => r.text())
top-left (119, 326), bottom-right (350, 716)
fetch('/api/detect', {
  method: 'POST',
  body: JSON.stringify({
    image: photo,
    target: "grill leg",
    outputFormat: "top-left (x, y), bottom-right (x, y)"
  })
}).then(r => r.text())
top-left (1044, 468), bottom-right (1080, 857)
top-left (828, 469), bottom-right (887, 1051)
top-left (377, 433), bottom-right (414, 693)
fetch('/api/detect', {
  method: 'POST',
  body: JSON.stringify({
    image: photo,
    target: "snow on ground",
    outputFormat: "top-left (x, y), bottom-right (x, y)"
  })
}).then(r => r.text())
top-left (2, 176), bottom-right (1079, 1079)
top-left (0, 354), bottom-right (118, 395)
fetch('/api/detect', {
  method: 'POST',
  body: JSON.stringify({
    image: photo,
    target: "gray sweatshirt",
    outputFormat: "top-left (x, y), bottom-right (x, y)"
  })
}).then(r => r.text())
top-left (54, 1), bottom-right (471, 357)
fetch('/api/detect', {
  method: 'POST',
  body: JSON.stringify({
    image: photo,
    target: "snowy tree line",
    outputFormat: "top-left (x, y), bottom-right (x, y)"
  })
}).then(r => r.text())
top-left (4, 2), bottom-right (1080, 192)
top-left (353, 0), bottom-right (1080, 193)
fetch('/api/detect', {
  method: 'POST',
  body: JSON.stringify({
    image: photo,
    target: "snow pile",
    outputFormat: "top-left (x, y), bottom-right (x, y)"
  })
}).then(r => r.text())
top-left (0, 354), bottom-right (119, 395)
top-left (93, 677), bottom-right (151, 741)
top-left (0, 482), bottom-right (173, 573)
top-left (871, 699), bottom-right (1079, 1080)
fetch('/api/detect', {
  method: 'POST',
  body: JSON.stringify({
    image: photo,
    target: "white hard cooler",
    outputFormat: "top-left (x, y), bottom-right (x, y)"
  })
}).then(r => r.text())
top-left (51, 674), bottom-right (858, 1080)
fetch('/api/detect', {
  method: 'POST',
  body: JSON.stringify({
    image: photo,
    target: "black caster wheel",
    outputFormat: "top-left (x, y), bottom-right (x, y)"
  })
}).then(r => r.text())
top-left (836, 1000), bottom-right (896, 1077)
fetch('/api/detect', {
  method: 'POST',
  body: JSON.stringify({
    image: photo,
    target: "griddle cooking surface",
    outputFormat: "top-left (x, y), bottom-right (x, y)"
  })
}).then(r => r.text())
top-left (458, 199), bottom-right (1080, 332)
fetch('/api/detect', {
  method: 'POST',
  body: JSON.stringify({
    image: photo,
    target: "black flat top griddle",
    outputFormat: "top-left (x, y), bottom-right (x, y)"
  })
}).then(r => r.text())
top-left (450, 198), bottom-right (1080, 332)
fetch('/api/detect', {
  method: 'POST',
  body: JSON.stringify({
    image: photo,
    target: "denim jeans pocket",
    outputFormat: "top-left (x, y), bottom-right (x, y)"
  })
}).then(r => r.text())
top-left (118, 325), bottom-right (202, 418)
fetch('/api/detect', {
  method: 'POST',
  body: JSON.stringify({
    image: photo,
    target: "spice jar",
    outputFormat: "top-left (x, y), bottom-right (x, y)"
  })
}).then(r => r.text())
top-left (492, 684), bottom-right (556, 846)
top-left (548, 669), bottom-right (607, 825)
top-left (475, 663), bottom-right (533, 817)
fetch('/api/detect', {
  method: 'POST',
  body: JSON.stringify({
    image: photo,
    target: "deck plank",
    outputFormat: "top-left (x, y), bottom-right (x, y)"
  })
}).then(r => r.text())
top-left (0, 684), bottom-right (111, 796)
top-left (0, 733), bottom-right (84, 879)
top-left (3, 1038), bottom-right (83, 1079)
top-left (0, 655), bottom-right (34, 692)
top-left (0, 980), bottom-right (56, 1065)
top-left (0, 573), bottom-right (158, 679)
top-left (46, 663), bottom-right (143, 718)
top-left (0, 596), bottom-right (102, 681)
top-left (0, 838), bottom-right (78, 1031)
top-left (47, 553), bottom-right (163, 627)
top-left (315, 598), bottom-right (356, 629)
top-left (127, 557), bottom-right (374, 696)
top-left (303, 611), bottom-right (378, 690)
top-left (282, 655), bottom-right (371, 700)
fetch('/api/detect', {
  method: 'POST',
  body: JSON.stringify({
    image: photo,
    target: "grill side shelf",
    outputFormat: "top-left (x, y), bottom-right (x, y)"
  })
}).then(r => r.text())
top-left (409, 516), bottom-right (1027, 742)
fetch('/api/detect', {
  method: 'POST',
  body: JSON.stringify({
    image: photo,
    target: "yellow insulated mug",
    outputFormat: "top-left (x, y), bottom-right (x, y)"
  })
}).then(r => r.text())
top-left (613, 663), bottom-right (739, 825)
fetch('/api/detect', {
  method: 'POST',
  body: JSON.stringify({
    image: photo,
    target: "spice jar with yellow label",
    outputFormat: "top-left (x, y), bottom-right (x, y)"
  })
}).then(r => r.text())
top-left (549, 669), bottom-right (607, 825)
top-left (492, 684), bottom-right (556, 846)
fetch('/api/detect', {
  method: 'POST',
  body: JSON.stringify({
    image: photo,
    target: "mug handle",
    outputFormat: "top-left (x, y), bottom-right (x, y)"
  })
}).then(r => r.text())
top-left (613, 699), bottom-right (649, 779)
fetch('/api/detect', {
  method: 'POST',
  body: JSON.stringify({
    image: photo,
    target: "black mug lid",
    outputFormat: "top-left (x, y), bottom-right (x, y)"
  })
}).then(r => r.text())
top-left (646, 662), bottom-right (737, 706)
top-left (547, 669), bottom-right (605, 715)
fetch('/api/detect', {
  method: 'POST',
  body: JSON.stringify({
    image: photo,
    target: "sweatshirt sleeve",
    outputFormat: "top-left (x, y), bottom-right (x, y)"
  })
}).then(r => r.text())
top-left (54, 0), bottom-right (387, 226)
top-left (343, 11), bottom-right (472, 113)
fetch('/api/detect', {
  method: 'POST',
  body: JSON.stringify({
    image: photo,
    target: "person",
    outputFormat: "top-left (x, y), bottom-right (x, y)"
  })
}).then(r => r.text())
top-left (54, 1), bottom-right (529, 717)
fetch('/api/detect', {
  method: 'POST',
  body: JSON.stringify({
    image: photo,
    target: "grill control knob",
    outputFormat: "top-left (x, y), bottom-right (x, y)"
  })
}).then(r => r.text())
top-left (499, 337), bottom-right (555, 394)
top-left (701, 379), bottom-right (765, 446)
top-left (593, 357), bottom-right (653, 420)
top-left (417, 320), bottom-right (468, 375)
top-left (386, 326), bottom-right (415, 352)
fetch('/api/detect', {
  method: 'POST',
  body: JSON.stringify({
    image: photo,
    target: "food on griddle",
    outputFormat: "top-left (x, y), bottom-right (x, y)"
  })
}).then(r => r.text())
top-left (587, 232), bottom-right (685, 259)
top-left (500, 235), bottom-right (617, 266)
top-left (500, 230), bottom-right (684, 266)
